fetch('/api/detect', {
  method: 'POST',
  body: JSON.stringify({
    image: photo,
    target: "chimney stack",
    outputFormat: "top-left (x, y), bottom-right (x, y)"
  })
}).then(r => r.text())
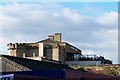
top-left (54, 33), bottom-right (61, 42)
top-left (48, 35), bottom-right (54, 40)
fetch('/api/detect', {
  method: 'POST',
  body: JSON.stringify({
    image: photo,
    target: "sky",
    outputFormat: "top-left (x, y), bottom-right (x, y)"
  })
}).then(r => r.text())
top-left (0, 1), bottom-right (118, 64)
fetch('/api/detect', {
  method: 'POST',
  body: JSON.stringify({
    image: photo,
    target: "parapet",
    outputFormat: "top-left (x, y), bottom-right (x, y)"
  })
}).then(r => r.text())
top-left (7, 43), bottom-right (28, 49)
top-left (7, 43), bottom-right (38, 50)
top-left (7, 43), bottom-right (16, 49)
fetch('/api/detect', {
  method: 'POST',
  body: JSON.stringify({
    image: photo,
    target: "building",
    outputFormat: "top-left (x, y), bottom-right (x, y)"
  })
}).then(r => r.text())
top-left (7, 33), bottom-right (112, 66)
top-left (7, 33), bottom-right (82, 64)
top-left (0, 33), bottom-right (116, 79)
top-left (65, 54), bottom-right (112, 66)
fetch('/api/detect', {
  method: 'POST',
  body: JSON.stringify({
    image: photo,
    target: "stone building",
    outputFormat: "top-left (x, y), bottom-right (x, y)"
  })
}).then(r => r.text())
top-left (7, 33), bottom-right (112, 66)
top-left (7, 33), bottom-right (82, 64)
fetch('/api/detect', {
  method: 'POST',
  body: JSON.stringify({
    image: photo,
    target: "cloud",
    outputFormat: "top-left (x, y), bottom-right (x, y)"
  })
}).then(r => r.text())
top-left (93, 29), bottom-right (118, 49)
top-left (97, 11), bottom-right (118, 28)
top-left (0, 47), bottom-right (6, 55)
top-left (1, 3), bottom-right (99, 42)
top-left (82, 50), bottom-right (96, 55)
top-left (78, 29), bottom-right (118, 63)
top-left (0, 2), bottom-right (118, 63)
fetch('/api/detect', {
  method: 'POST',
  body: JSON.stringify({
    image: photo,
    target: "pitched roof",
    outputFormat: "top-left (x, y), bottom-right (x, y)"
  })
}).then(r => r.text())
top-left (2, 55), bottom-right (72, 70)
top-left (37, 39), bottom-right (81, 51)
top-left (37, 39), bottom-right (57, 44)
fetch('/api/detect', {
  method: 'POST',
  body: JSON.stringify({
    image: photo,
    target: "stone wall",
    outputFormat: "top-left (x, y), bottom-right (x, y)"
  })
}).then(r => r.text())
top-left (52, 46), bottom-right (59, 61)
top-left (7, 43), bottom-right (39, 57)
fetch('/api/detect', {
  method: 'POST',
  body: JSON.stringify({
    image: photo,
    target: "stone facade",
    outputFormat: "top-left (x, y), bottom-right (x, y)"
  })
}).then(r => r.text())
top-left (7, 43), bottom-right (39, 57)
top-left (7, 33), bottom-right (82, 64)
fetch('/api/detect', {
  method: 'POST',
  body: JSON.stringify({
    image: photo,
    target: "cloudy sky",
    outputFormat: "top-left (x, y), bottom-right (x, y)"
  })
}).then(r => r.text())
top-left (0, 1), bottom-right (118, 63)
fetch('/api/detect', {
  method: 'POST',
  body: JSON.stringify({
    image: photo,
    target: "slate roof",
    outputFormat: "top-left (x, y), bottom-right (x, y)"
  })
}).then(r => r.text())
top-left (2, 55), bottom-right (73, 70)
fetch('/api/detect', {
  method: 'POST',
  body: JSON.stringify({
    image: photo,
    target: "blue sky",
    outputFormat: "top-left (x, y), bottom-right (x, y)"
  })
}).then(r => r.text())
top-left (61, 2), bottom-right (118, 11)
top-left (0, 2), bottom-right (118, 63)
top-left (60, 2), bottom-right (118, 19)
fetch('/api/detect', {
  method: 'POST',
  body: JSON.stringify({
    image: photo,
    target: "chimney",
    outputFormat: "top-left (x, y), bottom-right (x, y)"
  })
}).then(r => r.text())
top-left (54, 33), bottom-right (61, 42)
top-left (48, 35), bottom-right (54, 40)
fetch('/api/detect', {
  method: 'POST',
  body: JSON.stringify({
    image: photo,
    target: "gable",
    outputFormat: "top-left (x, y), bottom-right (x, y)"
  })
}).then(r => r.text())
top-left (37, 39), bottom-right (58, 45)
